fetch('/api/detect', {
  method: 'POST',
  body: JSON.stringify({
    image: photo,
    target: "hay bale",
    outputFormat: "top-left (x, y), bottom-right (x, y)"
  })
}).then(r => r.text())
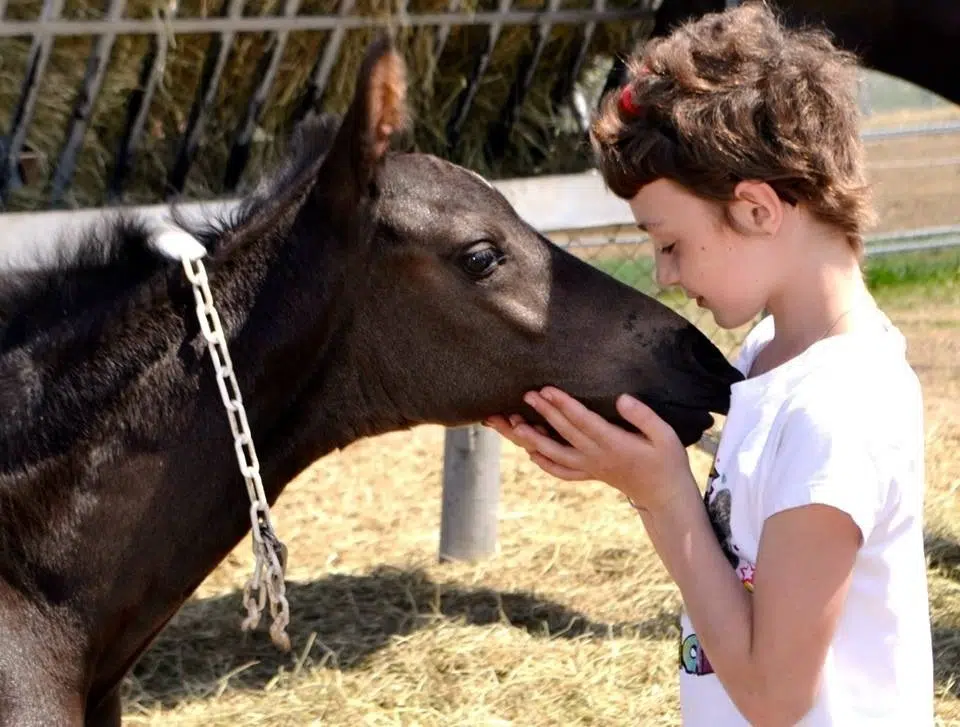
top-left (0, 0), bottom-right (644, 211)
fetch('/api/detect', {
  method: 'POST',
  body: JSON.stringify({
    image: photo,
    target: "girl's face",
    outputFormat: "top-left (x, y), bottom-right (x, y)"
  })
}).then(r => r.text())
top-left (628, 179), bottom-right (778, 330)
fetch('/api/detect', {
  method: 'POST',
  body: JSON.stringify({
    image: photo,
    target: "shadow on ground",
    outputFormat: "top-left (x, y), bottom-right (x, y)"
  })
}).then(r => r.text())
top-left (927, 532), bottom-right (960, 576)
top-left (927, 532), bottom-right (960, 699)
top-left (124, 532), bottom-right (960, 710)
top-left (124, 565), bottom-right (680, 710)
top-left (933, 623), bottom-right (960, 700)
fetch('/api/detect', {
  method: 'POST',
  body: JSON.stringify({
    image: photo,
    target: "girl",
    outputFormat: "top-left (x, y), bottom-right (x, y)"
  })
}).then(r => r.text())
top-left (484, 3), bottom-right (935, 725)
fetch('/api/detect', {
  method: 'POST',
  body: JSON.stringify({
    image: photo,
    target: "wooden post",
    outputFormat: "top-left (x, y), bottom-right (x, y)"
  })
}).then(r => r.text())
top-left (439, 424), bottom-right (501, 562)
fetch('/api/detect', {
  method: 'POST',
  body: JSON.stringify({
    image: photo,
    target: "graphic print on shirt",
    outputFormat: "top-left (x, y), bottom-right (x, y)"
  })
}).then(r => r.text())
top-left (680, 455), bottom-right (756, 677)
top-left (705, 469), bottom-right (738, 570)
top-left (680, 631), bottom-right (715, 676)
top-left (702, 459), bottom-right (755, 591)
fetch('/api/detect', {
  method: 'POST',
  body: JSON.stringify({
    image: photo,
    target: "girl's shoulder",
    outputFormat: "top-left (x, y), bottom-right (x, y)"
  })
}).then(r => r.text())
top-left (732, 309), bottom-right (922, 438)
top-left (778, 315), bottom-right (923, 452)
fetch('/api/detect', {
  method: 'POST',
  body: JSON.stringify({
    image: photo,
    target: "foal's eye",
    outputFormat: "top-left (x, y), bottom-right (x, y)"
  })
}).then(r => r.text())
top-left (457, 242), bottom-right (505, 279)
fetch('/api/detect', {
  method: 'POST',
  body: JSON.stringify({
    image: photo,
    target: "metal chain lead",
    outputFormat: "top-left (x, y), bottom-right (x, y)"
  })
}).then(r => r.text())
top-left (182, 255), bottom-right (292, 652)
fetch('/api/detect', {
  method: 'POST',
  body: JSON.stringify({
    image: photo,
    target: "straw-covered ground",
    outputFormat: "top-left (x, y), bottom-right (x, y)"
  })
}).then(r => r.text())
top-left (117, 279), bottom-right (960, 726)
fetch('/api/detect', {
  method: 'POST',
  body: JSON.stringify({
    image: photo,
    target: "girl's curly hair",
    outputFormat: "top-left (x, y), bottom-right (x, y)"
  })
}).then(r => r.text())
top-left (590, 1), bottom-right (876, 252)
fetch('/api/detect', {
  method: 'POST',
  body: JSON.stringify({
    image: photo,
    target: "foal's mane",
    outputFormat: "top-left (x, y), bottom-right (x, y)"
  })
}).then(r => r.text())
top-left (0, 112), bottom-right (340, 353)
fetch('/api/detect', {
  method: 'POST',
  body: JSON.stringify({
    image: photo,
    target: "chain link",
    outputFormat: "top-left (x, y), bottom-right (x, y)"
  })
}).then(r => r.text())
top-left (182, 254), bottom-right (292, 652)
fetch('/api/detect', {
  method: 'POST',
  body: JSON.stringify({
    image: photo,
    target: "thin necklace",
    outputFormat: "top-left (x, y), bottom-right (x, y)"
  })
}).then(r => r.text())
top-left (750, 300), bottom-right (873, 378)
top-left (817, 305), bottom-right (856, 342)
top-left (818, 296), bottom-right (879, 343)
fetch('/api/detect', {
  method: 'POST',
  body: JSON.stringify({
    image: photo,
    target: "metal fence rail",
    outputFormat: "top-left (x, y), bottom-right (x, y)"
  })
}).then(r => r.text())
top-left (861, 120), bottom-right (960, 141)
top-left (865, 224), bottom-right (960, 256)
top-left (543, 222), bottom-right (960, 255)
top-left (0, 9), bottom-right (651, 36)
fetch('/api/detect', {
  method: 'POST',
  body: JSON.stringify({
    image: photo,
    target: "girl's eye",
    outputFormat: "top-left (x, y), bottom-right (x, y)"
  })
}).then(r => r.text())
top-left (658, 243), bottom-right (676, 255)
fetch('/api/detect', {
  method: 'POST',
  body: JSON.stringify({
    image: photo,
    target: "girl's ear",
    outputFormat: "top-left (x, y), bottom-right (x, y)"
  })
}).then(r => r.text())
top-left (727, 180), bottom-right (784, 237)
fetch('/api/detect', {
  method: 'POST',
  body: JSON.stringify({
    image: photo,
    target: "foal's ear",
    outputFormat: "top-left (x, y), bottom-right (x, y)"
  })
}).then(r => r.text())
top-left (316, 35), bottom-right (408, 200)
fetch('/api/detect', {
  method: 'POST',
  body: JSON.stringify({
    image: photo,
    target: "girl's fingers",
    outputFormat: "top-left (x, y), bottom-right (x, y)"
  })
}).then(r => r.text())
top-left (523, 390), bottom-right (598, 454)
top-left (529, 452), bottom-right (590, 481)
top-left (484, 416), bottom-right (582, 470)
top-left (484, 417), bottom-right (537, 451)
top-left (488, 416), bottom-right (589, 473)
top-left (483, 415), bottom-right (510, 430)
top-left (537, 388), bottom-right (620, 444)
top-left (511, 424), bottom-right (586, 471)
top-left (506, 413), bottom-right (550, 438)
top-left (616, 394), bottom-right (676, 445)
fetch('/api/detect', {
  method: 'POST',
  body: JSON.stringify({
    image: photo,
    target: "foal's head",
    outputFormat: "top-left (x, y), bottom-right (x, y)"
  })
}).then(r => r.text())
top-left (262, 37), bottom-right (742, 447)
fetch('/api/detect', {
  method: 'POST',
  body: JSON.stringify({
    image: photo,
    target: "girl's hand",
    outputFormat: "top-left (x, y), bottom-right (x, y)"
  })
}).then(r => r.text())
top-left (483, 387), bottom-right (697, 513)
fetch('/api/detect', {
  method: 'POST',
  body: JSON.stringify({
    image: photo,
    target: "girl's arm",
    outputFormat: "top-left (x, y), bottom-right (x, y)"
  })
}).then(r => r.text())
top-left (484, 387), bottom-right (862, 726)
top-left (638, 487), bottom-right (860, 726)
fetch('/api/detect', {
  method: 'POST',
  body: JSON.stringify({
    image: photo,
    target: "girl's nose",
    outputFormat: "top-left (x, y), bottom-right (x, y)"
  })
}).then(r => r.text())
top-left (655, 260), bottom-right (679, 288)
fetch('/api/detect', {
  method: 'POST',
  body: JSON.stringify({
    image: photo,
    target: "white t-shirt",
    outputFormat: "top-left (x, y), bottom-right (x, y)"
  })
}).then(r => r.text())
top-left (678, 311), bottom-right (934, 726)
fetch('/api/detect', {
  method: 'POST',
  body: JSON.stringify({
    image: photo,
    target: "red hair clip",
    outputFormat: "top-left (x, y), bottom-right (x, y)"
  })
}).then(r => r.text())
top-left (618, 84), bottom-right (645, 119)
